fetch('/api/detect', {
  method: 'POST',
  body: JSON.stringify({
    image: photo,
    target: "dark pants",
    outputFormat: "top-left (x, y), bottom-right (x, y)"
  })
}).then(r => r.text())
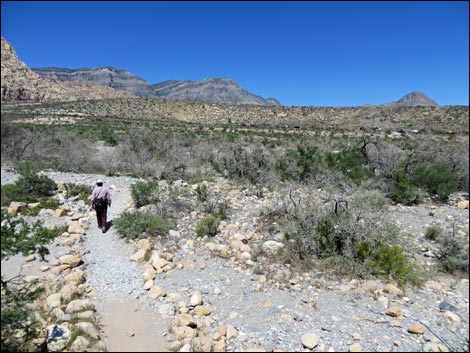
top-left (95, 205), bottom-right (108, 229)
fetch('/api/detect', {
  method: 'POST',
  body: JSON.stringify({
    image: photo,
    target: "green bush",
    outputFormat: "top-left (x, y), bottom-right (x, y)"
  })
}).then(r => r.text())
top-left (367, 245), bottom-right (421, 285)
top-left (196, 215), bottom-right (220, 237)
top-left (131, 181), bottom-right (159, 208)
top-left (424, 225), bottom-right (443, 241)
top-left (64, 183), bottom-right (92, 203)
top-left (390, 170), bottom-right (419, 205)
top-left (2, 173), bottom-right (56, 206)
top-left (1, 209), bottom-right (65, 260)
top-left (413, 163), bottom-right (459, 201)
top-left (315, 217), bottom-right (337, 257)
top-left (114, 210), bottom-right (172, 239)
top-left (195, 184), bottom-right (209, 202)
top-left (326, 147), bottom-right (373, 183)
top-left (438, 235), bottom-right (469, 274)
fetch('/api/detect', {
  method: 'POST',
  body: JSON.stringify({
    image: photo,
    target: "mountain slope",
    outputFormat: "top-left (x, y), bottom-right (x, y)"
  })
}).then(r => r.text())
top-left (152, 78), bottom-right (281, 105)
top-left (32, 67), bottom-right (281, 106)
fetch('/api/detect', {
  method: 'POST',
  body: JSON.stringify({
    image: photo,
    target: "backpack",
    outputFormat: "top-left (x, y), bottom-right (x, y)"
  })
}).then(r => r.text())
top-left (93, 197), bottom-right (106, 207)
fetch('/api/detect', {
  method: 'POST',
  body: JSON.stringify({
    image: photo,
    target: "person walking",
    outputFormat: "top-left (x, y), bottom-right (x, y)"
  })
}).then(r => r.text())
top-left (90, 179), bottom-right (112, 233)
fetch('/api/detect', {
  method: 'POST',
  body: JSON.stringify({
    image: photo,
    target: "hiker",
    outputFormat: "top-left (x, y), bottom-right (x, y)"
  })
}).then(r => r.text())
top-left (90, 179), bottom-right (112, 233)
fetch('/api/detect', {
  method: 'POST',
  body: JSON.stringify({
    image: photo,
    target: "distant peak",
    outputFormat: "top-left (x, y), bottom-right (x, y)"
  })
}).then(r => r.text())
top-left (382, 91), bottom-right (438, 107)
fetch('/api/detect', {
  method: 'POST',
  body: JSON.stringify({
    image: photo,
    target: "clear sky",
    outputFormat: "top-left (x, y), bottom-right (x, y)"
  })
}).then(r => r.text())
top-left (1, 1), bottom-right (468, 106)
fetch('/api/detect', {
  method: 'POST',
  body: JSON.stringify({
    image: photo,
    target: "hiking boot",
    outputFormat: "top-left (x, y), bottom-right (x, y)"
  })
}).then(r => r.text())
top-left (102, 228), bottom-right (106, 233)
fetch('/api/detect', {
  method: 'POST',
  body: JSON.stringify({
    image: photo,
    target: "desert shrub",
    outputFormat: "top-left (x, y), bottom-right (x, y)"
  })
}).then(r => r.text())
top-left (275, 189), bottom-right (420, 284)
top-left (196, 215), bottom-right (220, 237)
top-left (1, 173), bottom-right (56, 206)
top-left (413, 163), bottom-right (459, 201)
top-left (64, 183), bottom-right (92, 203)
top-left (114, 210), bottom-right (173, 239)
top-left (366, 245), bottom-right (421, 285)
top-left (131, 181), bottom-right (159, 208)
top-left (438, 235), bottom-right (469, 274)
top-left (389, 170), bottom-right (420, 205)
top-left (325, 147), bottom-right (373, 184)
top-left (292, 143), bottom-right (323, 182)
top-left (220, 146), bottom-right (270, 184)
top-left (195, 184), bottom-right (209, 202)
top-left (99, 125), bottom-right (118, 146)
top-left (215, 199), bottom-right (229, 220)
top-left (424, 225), bottom-right (444, 241)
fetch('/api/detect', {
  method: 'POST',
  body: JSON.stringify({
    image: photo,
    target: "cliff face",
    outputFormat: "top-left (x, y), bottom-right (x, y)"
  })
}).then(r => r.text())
top-left (1, 37), bottom-right (134, 103)
top-left (33, 66), bottom-right (156, 98)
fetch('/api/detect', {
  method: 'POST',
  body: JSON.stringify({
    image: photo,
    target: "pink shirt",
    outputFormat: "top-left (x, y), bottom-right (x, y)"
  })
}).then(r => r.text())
top-left (91, 186), bottom-right (111, 205)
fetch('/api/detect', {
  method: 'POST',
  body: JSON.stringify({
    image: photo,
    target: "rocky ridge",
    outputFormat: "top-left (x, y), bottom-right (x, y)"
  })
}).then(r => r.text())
top-left (1, 36), bottom-right (134, 103)
top-left (1, 169), bottom-right (468, 352)
top-left (32, 66), bottom-right (281, 106)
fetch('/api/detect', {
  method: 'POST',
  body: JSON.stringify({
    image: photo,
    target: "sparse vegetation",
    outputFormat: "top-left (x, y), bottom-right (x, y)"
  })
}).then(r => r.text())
top-left (131, 180), bottom-right (159, 207)
top-left (114, 210), bottom-right (173, 239)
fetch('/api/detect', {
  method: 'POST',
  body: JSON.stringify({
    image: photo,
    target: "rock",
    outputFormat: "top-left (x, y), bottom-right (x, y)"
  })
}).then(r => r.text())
top-left (262, 240), bottom-right (284, 255)
top-left (439, 301), bottom-right (459, 312)
top-left (54, 208), bottom-right (65, 217)
top-left (59, 254), bottom-right (81, 268)
top-left (443, 311), bottom-right (461, 325)
top-left (46, 324), bottom-right (71, 351)
top-left (67, 221), bottom-right (85, 234)
top-left (424, 280), bottom-right (442, 291)
top-left (190, 291), bottom-right (203, 306)
top-left (130, 249), bottom-right (147, 262)
top-left (383, 283), bottom-right (403, 296)
top-left (70, 336), bottom-right (90, 350)
top-left (349, 343), bottom-right (362, 352)
top-left (65, 299), bottom-right (94, 313)
top-left (149, 286), bottom-right (166, 299)
top-left (177, 313), bottom-right (197, 327)
top-left (226, 325), bottom-right (238, 339)
top-left (46, 293), bottom-right (62, 309)
top-left (457, 200), bottom-right (469, 209)
top-left (194, 305), bottom-right (211, 316)
top-left (407, 322), bottom-right (426, 334)
top-left (301, 333), bottom-right (319, 349)
top-left (385, 306), bottom-right (403, 318)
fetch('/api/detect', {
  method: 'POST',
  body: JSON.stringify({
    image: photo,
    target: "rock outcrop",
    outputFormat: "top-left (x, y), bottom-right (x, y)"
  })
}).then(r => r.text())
top-left (1, 36), bottom-right (134, 103)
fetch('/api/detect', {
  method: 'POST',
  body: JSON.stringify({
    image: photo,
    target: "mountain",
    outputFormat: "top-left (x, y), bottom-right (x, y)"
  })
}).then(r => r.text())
top-left (1, 37), bottom-right (134, 103)
top-left (381, 91), bottom-right (439, 107)
top-left (33, 66), bottom-right (156, 98)
top-left (152, 78), bottom-right (281, 106)
top-left (32, 67), bottom-right (281, 106)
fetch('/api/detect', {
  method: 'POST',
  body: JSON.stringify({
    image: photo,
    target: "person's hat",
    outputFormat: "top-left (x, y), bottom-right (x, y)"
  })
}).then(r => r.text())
top-left (96, 179), bottom-right (103, 184)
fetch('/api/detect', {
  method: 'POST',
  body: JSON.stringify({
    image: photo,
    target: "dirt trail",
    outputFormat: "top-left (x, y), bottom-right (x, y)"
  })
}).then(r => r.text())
top-left (83, 184), bottom-right (170, 352)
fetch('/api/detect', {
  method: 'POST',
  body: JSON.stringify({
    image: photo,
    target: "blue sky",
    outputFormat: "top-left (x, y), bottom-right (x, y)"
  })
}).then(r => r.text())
top-left (1, 1), bottom-right (468, 106)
